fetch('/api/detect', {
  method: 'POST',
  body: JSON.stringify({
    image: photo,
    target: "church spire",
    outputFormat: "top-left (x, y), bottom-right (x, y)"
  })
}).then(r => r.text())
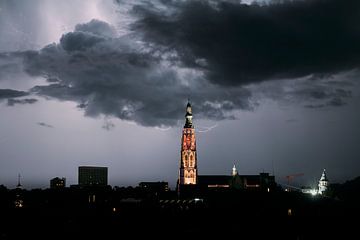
top-left (179, 101), bottom-right (198, 185)
top-left (16, 173), bottom-right (22, 189)
top-left (318, 169), bottom-right (329, 195)
top-left (320, 169), bottom-right (328, 181)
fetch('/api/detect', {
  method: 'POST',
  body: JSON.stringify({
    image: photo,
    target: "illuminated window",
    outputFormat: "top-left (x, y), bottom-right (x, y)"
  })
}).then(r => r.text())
top-left (288, 209), bottom-right (292, 216)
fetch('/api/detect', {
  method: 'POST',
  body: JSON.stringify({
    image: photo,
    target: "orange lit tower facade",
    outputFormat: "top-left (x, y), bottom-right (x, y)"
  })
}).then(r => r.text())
top-left (179, 102), bottom-right (198, 185)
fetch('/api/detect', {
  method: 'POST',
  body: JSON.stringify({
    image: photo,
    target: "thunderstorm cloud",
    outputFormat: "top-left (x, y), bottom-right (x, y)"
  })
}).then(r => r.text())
top-left (21, 19), bottom-right (253, 126)
top-left (132, 0), bottom-right (360, 85)
top-left (1, 0), bottom-right (359, 127)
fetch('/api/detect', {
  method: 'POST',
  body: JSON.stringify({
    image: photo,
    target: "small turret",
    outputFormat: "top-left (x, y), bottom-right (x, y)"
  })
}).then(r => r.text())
top-left (232, 164), bottom-right (238, 176)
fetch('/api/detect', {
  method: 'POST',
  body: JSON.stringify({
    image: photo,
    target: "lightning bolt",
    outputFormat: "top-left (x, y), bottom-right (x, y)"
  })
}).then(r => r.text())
top-left (197, 123), bottom-right (218, 133)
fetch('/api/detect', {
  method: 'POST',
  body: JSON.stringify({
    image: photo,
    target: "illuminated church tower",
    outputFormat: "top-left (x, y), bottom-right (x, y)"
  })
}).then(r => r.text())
top-left (179, 101), bottom-right (198, 185)
top-left (318, 169), bottom-right (329, 195)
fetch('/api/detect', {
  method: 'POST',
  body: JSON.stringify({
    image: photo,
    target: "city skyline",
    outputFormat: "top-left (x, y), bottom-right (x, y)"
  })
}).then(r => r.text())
top-left (1, 0), bottom-right (360, 189)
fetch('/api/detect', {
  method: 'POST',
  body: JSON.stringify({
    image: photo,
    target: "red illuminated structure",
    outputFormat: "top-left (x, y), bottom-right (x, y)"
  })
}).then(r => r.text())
top-left (179, 101), bottom-right (198, 185)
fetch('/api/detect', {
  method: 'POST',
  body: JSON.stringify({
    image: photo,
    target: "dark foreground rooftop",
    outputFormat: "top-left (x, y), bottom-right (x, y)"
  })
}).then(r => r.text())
top-left (0, 186), bottom-right (359, 239)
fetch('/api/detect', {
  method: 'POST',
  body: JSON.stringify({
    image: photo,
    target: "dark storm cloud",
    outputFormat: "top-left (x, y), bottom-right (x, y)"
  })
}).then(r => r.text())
top-left (245, 69), bottom-right (357, 112)
top-left (59, 19), bottom-right (117, 52)
top-left (19, 19), bottom-right (252, 127)
top-left (290, 82), bottom-right (352, 108)
top-left (7, 98), bottom-right (38, 106)
top-left (304, 97), bottom-right (348, 109)
top-left (75, 19), bottom-right (117, 38)
top-left (60, 32), bottom-right (106, 52)
top-left (0, 52), bottom-right (25, 79)
top-left (0, 57), bottom-right (19, 78)
top-left (294, 86), bottom-right (352, 101)
top-left (4, 0), bottom-right (357, 127)
top-left (37, 122), bottom-right (54, 128)
top-left (0, 89), bottom-right (28, 99)
top-left (132, 0), bottom-right (360, 86)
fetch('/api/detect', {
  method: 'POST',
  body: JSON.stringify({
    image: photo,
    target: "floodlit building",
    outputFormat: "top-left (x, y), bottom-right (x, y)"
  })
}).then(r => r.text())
top-left (178, 101), bottom-right (198, 186)
top-left (176, 102), bottom-right (277, 196)
top-left (78, 166), bottom-right (108, 187)
top-left (318, 169), bottom-right (329, 195)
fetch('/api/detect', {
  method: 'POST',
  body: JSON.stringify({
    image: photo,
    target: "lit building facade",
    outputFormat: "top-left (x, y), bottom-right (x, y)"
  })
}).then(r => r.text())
top-left (179, 102), bottom-right (198, 185)
top-left (50, 177), bottom-right (66, 189)
top-left (78, 166), bottom-right (108, 186)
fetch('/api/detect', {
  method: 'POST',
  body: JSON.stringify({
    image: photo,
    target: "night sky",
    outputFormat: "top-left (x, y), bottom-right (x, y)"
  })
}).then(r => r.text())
top-left (0, 0), bottom-right (359, 189)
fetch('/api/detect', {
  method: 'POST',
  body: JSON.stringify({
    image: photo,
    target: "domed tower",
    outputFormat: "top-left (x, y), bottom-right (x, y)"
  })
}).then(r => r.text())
top-left (179, 101), bottom-right (198, 185)
top-left (318, 169), bottom-right (329, 195)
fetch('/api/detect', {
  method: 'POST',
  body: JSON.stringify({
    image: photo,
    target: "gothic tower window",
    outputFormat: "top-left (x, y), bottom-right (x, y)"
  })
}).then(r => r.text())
top-left (189, 170), bottom-right (193, 179)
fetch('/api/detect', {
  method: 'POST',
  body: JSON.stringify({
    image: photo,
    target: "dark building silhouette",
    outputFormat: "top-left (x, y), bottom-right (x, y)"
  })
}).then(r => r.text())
top-left (139, 181), bottom-right (169, 192)
top-left (50, 177), bottom-right (66, 189)
top-left (198, 172), bottom-right (276, 191)
top-left (16, 173), bottom-right (22, 189)
top-left (78, 166), bottom-right (108, 186)
top-left (198, 175), bottom-right (231, 188)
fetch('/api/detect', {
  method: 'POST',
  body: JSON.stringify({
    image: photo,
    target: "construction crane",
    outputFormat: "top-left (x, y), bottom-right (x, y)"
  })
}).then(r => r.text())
top-left (285, 173), bottom-right (304, 191)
